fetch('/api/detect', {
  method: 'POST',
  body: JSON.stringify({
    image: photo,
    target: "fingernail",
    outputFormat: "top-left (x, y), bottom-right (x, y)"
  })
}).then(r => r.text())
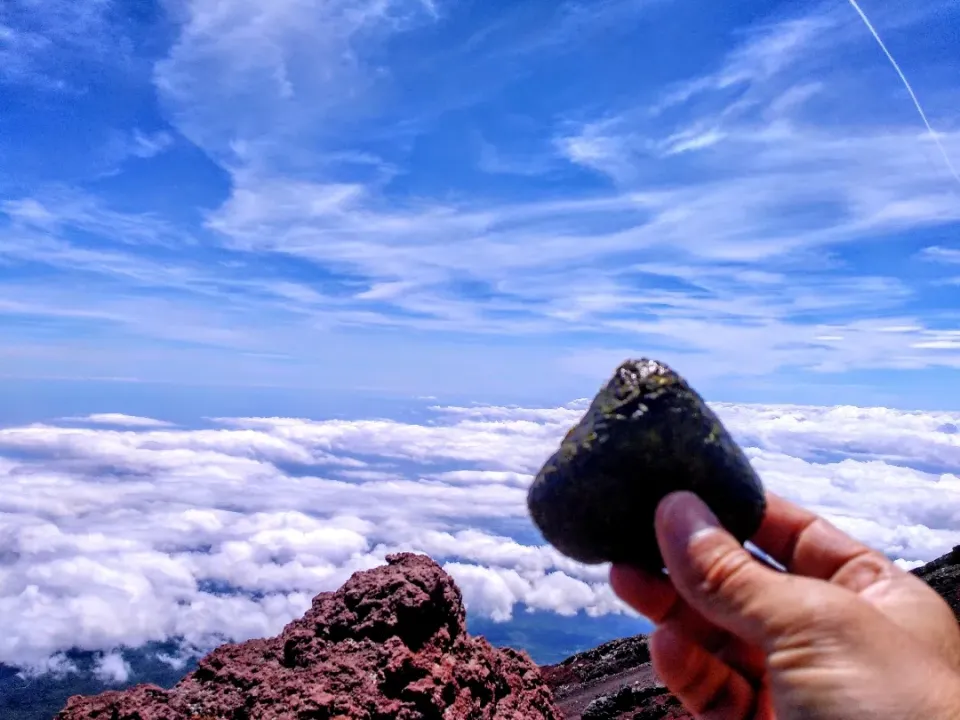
top-left (658, 491), bottom-right (720, 552)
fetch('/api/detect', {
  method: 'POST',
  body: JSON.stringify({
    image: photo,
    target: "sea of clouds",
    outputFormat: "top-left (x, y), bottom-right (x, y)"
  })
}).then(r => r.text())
top-left (2, 400), bottom-right (960, 680)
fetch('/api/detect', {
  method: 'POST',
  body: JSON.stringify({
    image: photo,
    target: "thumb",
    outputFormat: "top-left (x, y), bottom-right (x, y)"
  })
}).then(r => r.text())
top-left (656, 491), bottom-right (818, 650)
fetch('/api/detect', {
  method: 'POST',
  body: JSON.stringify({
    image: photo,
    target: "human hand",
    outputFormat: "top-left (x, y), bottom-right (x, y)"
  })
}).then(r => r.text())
top-left (609, 491), bottom-right (960, 720)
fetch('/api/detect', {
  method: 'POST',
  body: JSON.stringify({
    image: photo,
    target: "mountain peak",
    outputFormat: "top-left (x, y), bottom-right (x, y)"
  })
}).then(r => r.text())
top-left (54, 547), bottom-right (960, 720)
top-left (56, 553), bottom-right (560, 720)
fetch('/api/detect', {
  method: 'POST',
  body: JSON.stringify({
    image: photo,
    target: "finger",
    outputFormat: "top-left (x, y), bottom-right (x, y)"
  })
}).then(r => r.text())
top-left (859, 570), bottom-right (960, 671)
top-left (752, 492), bottom-right (891, 583)
top-left (610, 565), bottom-right (734, 655)
top-left (752, 496), bottom-right (960, 670)
top-left (610, 564), bottom-right (767, 679)
top-left (650, 624), bottom-right (756, 720)
top-left (610, 564), bottom-right (712, 630)
top-left (657, 491), bottom-right (820, 648)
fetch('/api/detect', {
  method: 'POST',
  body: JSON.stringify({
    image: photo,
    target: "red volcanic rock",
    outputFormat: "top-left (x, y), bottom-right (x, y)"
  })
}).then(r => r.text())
top-left (56, 554), bottom-right (560, 720)
top-left (53, 545), bottom-right (960, 720)
top-left (541, 635), bottom-right (652, 690)
top-left (541, 636), bottom-right (690, 720)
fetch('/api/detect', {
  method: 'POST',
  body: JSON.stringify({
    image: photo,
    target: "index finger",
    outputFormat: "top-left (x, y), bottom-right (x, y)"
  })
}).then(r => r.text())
top-left (750, 491), bottom-right (891, 581)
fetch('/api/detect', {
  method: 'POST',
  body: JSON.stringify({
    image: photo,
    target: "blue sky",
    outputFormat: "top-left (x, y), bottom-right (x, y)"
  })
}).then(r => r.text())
top-left (2, 0), bottom-right (960, 408)
top-left (3, 0), bottom-right (960, 684)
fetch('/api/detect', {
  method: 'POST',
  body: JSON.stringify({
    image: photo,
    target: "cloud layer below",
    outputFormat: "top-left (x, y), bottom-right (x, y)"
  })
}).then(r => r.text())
top-left (2, 398), bottom-right (959, 673)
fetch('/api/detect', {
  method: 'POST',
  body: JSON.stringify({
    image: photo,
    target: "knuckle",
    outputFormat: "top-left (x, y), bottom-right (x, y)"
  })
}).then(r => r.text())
top-left (673, 648), bottom-right (738, 717)
top-left (832, 548), bottom-right (891, 588)
top-left (695, 541), bottom-right (756, 603)
top-left (697, 676), bottom-right (740, 718)
top-left (674, 647), bottom-right (711, 696)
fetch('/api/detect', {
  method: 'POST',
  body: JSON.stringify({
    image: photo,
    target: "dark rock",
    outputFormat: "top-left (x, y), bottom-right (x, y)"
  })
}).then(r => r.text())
top-left (912, 545), bottom-right (960, 621)
top-left (56, 554), bottom-right (560, 720)
top-left (540, 635), bottom-right (651, 690)
top-left (582, 683), bottom-right (686, 720)
top-left (528, 358), bottom-right (766, 572)
top-left (541, 635), bottom-right (691, 720)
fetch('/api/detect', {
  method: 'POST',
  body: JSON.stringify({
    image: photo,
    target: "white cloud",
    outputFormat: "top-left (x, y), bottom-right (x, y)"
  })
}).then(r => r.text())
top-left (4, 0), bottom-right (960, 672)
top-left (92, 651), bottom-right (132, 684)
top-left (129, 130), bottom-right (175, 159)
top-left (156, 652), bottom-right (189, 670)
top-left (14, 652), bottom-right (78, 680)
top-left (1, 189), bottom-right (189, 248)
top-left (63, 413), bottom-right (175, 428)
top-left (922, 246), bottom-right (960, 264)
top-left (443, 563), bottom-right (527, 622)
top-left (654, 15), bottom-right (834, 113)
top-left (3, 2), bottom-right (960, 393)
top-left (2, 399), bottom-right (960, 671)
top-left (154, 0), bottom-right (440, 164)
top-left (185, 16), bottom-right (960, 382)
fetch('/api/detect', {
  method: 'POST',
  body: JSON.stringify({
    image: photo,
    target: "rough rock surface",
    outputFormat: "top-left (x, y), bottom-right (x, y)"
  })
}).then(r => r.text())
top-left (540, 636), bottom-right (690, 720)
top-left (53, 545), bottom-right (960, 720)
top-left (528, 358), bottom-right (766, 573)
top-left (56, 554), bottom-right (560, 720)
top-left (913, 544), bottom-right (960, 621)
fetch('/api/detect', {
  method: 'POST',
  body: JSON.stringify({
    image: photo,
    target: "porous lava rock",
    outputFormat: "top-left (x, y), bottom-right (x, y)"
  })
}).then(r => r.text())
top-left (541, 636), bottom-right (691, 720)
top-left (56, 554), bottom-right (560, 720)
top-left (913, 544), bottom-right (960, 621)
top-left (53, 546), bottom-right (960, 720)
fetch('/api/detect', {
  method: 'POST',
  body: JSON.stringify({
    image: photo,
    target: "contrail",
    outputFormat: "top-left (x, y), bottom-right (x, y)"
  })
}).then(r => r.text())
top-left (846, 0), bottom-right (960, 187)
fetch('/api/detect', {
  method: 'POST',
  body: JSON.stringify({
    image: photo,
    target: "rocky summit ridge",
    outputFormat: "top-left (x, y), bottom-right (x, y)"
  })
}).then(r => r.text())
top-left (56, 553), bottom-right (559, 720)
top-left (56, 546), bottom-right (960, 720)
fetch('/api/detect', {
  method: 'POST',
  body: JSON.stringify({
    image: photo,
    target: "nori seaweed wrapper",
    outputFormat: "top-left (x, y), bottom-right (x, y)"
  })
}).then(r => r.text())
top-left (527, 358), bottom-right (766, 572)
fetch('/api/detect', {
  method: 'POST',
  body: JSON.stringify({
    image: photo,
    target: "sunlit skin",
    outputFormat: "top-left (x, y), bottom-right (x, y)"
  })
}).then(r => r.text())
top-left (610, 491), bottom-right (960, 720)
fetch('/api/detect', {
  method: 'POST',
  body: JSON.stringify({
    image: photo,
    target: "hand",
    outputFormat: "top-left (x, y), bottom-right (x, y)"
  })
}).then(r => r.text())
top-left (609, 491), bottom-right (960, 720)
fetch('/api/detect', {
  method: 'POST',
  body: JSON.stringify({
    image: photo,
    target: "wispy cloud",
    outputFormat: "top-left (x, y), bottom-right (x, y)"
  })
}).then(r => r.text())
top-left (61, 413), bottom-right (176, 428)
top-left (2, 0), bottom-right (960, 399)
top-left (4, 0), bottom-right (960, 693)
top-left (1, 189), bottom-right (189, 247)
top-left (153, 0), bottom-right (443, 165)
top-left (921, 246), bottom-right (960, 264)
top-left (106, 129), bottom-right (176, 165)
top-left (0, 0), bottom-right (129, 90)
top-left (651, 14), bottom-right (835, 115)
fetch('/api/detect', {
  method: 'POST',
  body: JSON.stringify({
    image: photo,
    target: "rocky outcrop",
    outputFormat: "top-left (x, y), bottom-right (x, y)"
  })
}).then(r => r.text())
top-left (913, 545), bottom-right (960, 621)
top-left (53, 545), bottom-right (960, 720)
top-left (541, 635), bottom-right (652, 690)
top-left (56, 554), bottom-right (560, 720)
top-left (541, 636), bottom-right (689, 720)
top-left (580, 683), bottom-right (688, 720)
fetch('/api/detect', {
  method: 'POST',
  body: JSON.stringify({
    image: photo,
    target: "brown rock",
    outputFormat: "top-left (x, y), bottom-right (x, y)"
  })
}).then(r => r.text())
top-left (52, 545), bottom-right (960, 720)
top-left (56, 554), bottom-right (560, 720)
top-left (541, 636), bottom-right (691, 720)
